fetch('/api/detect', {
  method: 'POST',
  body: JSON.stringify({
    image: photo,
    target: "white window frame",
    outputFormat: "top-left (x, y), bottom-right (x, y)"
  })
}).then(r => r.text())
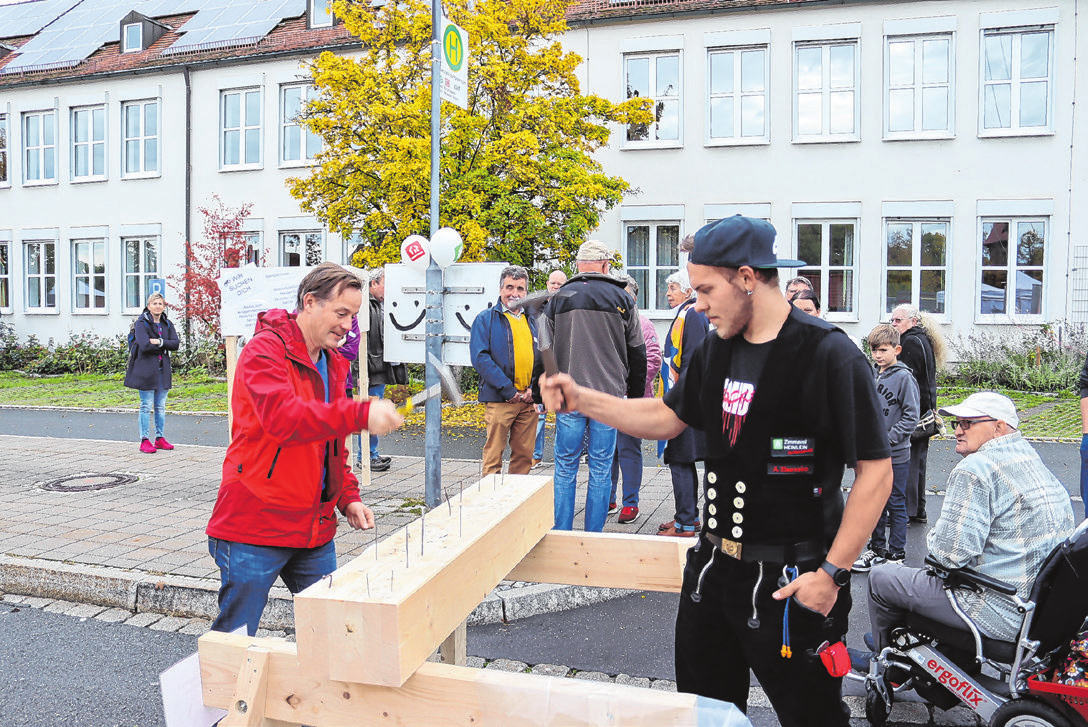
top-left (280, 230), bottom-right (324, 267)
top-left (0, 238), bottom-right (10, 310)
top-left (220, 88), bottom-right (262, 169)
top-left (623, 220), bottom-right (681, 313)
top-left (123, 23), bottom-right (142, 53)
top-left (706, 44), bottom-right (769, 145)
top-left (977, 216), bottom-right (1047, 322)
top-left (123, 236), bottom-right (159, 311)
top-left (122, 99), bottom-right (160, 177)
top-left (280, 84), bottom-right (322, 165)
top-left (882, 218), bottom-right (950, 318)
top-left (23, 110), bottom-right (57, 185)
top-left (24, 240), bottom-right (57, 311)
top-left (793, 40), bottom-right (860, 143)
top-left (623, 50), bottom-right (683, 149)
top-left (71, 105), bottom-right (107, 181)
top-left (793, 218), bottom-right (859, 321)
top-left (884, 33), bottom-right (955, 139)
top-left (310, 0), bottom-right (333, 28)
top-left (72, 238), bottom-right (107, 312)
top-left (0, 113), bottom-right (8, 187)
top-left (979, 26), bottom-right (1054, 136)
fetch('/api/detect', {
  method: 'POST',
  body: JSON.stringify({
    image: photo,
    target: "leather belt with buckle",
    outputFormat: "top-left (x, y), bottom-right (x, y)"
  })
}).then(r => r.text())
top-left (706, 532), bottom-right (743, 560)
top-left (706, 533), bottom-right (824, 564)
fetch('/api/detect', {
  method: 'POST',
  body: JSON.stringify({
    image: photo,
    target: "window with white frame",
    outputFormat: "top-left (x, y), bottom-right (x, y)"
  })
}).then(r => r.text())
top-left (221, 89), bottom-right (261, 167)
top-left (625, 52), bottom-right (681, 145)
top-left (72, 106), bottom-right (106, 180)
top-left (885, 34), bottom-right (953, 137)
top-left (981, 28), bottom-right (1053, 133)
top-left (24, 241), bottom-right (56, 310)
top-left (123, 100), bottom-right (159, 175)
top-left (0, 113), bottom-right (8, 185)
top-left (708, 46), bottom-right (768, 142)
top-left (23, 111), bottom-right (56, 183)
top-left (979, 218), bottom-right (1045, 316)
top-left (243, 232), bottom-right (262, 266)
top-left (624, 222), bottom-right (680, 311)
top-left (795, 220), bottom-right (858, 315)
top-left (281, 85), bottom-right (322, 164)
top-left (794, 41), bottom-right (858, 140)
top-left (884, 220), bottom-right (948, 316)
top-left (72, 239), bottom-right (106, 310)
top-left (123, 23), bottom-right (142, 52)
top-left (280, 231), bottom-right (323, 266)
top-left (310, 0), bottom-right (333, 28)
top-left (123, 237), bottom-right (158, 309)
top-left (0, 240), bottom-right (9, 308)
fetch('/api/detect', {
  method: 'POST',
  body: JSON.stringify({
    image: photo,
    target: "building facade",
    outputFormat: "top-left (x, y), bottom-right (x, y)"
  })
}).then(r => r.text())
top-left (563, 0), bottom-right (1088, 345)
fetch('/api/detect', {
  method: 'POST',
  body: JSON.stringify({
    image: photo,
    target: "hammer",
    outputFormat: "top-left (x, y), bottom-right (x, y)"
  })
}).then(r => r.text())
top-left (397, 353), bottom-right (464, 414)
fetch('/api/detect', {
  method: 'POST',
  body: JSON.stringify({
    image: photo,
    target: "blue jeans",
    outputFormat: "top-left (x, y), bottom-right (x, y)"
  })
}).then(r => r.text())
top-left (553, 412), bottom-right (617, 532)
top-left (609, 431), bottom-right (642, 507)
top-left (871, 460), bottom-right (910, 554)
top-left (1080, 434), bottom-right (1088, 515)
top-left (534, 411), bottom-right (546, 460)
top-left (368, 384), bottom-right (386, 458)
top-left (208, 537), bottom-right (337, 636)
top-left (138, 388), bottom-right (168, 440)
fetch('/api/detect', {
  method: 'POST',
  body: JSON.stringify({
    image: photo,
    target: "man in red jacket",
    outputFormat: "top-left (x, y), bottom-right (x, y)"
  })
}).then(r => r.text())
top-left (206, 263), bottom-right (403, 635)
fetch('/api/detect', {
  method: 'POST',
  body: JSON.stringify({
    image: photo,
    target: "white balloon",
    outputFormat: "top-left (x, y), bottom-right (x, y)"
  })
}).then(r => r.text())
top-left (429, 227), bottom-right (464, 268)
top-left (400, 235), bottom-right (430, 273)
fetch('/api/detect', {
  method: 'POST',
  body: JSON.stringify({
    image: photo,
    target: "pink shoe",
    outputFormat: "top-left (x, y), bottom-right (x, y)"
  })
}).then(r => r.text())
top-left (139, 439), bottom-right (157, 454)
top-left (154, 437), bottom-right (174, 450)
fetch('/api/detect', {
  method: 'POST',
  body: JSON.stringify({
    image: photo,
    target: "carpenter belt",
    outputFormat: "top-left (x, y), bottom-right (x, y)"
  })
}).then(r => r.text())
top-left (706, 533), bottom-right (824, 565)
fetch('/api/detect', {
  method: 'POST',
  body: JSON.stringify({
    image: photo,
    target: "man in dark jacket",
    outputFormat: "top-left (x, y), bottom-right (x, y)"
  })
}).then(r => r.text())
top-left (545, 240), bottom-right (647, 532)
top-left (206, 263), bottom-right (403, 636)
top-left (366, 268), bottom-right (405, 472)
top-left (470, 265), bottom-right (539, 475)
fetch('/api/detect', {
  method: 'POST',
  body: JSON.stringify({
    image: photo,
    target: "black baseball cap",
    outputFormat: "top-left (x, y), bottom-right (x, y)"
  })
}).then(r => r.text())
top-left (691, 215), bottom-right (805, 269)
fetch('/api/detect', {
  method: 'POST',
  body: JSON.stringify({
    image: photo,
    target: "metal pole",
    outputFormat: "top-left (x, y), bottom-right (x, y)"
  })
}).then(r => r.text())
top-left (424, 0), bottom-right (443, 509)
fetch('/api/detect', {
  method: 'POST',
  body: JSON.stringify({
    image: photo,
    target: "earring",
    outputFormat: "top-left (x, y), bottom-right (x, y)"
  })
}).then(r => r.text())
top-left (746, 289), bottom-right (753, 297)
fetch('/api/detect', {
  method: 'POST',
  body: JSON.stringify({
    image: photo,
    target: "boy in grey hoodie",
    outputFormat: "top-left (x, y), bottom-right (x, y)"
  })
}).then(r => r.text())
top-left (853, 324), bottom-right (920, 571)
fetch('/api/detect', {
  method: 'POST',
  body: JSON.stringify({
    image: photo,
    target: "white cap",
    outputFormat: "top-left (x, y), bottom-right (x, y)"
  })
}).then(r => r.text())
top-left (938, 392), bottom-right (1019, 429)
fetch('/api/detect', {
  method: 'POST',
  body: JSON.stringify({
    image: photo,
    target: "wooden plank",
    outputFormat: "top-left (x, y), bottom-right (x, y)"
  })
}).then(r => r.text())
top-left (294, 474), bottom-right (553, 686)
top-left (506, 531), bottom-right (692, 593)
top-left (199, 631), bottom-right (746, 726)
top-left (439, 619), bottom-right (467, 666)
top-left (220, 646), bottom-right (292, 727)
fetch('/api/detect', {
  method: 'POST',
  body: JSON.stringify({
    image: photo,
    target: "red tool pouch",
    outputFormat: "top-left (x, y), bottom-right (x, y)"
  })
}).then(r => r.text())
top-left (817, 640), bottom-right (851, 678)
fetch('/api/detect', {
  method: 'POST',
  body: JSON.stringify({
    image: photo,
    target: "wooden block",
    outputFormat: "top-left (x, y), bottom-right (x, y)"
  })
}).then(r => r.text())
top-left (220, 646), bottom-right (271, 727)
top-left (507, 531), bottom-right (692, 593)
top-left (199, 631), bottom-right (744, 726)
top-left (294, 474), bottom-right (553, 686)
top-left (440, 619), bottom-right (467, 666)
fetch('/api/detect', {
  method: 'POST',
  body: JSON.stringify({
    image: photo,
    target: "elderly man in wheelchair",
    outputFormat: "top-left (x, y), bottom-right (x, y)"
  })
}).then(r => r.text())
top-left (848, 393), bottom-right (1083, 727)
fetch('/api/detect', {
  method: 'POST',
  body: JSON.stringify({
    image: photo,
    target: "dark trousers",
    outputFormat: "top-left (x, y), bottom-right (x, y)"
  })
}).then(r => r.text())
top-left (675, 537), bottom-right (852, 727)
top-left (905, 438), bottom-right (929, 518)
top-left (670, 461), bottom-right (700, 528)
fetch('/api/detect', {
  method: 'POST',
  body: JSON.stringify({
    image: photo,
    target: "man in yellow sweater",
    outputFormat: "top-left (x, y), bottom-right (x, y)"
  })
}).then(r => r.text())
top-left (470, 266), bottom-right (541, 475)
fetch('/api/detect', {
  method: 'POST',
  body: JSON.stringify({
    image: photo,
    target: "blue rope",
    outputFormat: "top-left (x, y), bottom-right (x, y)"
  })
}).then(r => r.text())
top-left (781, 565), bottom-right (799, 658)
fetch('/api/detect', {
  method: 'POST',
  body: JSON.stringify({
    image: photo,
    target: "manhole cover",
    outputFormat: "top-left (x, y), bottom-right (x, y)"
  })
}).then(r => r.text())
top-left (39, 473), bottom-right (139, 492)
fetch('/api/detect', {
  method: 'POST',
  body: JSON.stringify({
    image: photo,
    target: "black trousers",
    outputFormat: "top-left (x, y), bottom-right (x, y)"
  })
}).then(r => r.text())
top-left (675, 537), bottom-right (852, 727)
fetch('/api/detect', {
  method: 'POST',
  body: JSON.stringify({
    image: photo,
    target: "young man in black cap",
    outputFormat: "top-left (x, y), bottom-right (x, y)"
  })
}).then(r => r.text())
top-left (541, 215), bottom-right (892, 726)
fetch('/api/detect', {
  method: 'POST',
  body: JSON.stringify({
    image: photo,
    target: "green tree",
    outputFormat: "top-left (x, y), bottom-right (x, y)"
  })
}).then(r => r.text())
top-left (288, 0), bottom-right (651, 270)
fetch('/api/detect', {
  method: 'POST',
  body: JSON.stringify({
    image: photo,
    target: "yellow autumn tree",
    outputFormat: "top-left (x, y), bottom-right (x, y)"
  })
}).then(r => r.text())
top-left (288, 0), bottom-right (651, 270)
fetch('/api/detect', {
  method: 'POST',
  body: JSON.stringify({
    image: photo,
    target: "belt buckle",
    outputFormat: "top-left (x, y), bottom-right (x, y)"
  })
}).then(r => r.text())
top-left (721, 538), bottom-right (742, 560)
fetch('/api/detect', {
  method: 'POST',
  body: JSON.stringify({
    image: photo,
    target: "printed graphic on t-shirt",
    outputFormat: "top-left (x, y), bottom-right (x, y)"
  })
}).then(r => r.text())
top-left (721, 377), bottom-right (755, 446)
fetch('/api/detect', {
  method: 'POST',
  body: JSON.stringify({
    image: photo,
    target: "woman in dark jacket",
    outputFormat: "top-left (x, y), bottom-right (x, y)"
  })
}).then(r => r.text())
top-left (124, 293), bottom-right (180, 453)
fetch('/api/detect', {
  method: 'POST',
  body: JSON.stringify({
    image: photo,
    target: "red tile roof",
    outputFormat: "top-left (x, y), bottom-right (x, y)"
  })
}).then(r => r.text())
top-left (566, 0), bottom-right (813, 24)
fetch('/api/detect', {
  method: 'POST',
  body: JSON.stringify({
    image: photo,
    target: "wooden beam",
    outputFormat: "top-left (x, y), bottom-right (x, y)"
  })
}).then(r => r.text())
top-left (199, 632), bottom-right (745, 726)
top-left (440, 619), bottom-right (467, 666)
top-left (294, 474), bottom-right (553, 686)
top-left (506, 531), bottom-right (692, 593)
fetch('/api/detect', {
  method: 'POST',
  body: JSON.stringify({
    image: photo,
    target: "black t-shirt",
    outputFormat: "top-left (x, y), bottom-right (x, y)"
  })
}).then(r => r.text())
top-left (664, 325), bottom-right (889, 467)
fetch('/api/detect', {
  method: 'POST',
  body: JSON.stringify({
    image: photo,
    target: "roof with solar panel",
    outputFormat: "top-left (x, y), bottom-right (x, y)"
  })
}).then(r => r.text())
top-left (0, 0), bottom-right (358, 83)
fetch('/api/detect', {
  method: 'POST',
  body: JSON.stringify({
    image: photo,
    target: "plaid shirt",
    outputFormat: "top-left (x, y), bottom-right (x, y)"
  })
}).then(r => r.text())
top-left (927, 431), bottom-right (1074, 640)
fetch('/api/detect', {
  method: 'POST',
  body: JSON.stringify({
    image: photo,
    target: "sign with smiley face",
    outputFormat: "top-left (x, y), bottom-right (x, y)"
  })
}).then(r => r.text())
top-left (383, 262), bottom-right (507, 366)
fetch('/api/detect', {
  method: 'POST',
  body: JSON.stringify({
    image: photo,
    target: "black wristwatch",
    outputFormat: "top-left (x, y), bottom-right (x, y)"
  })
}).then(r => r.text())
top-left (820, 560), bottom-right (851, 588)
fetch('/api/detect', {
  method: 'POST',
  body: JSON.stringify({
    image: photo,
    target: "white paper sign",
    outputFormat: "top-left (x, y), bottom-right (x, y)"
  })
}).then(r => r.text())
top-left (160, 651), bottom-right (227, 727)
top-left (384, 262), bottom-right (505, 366)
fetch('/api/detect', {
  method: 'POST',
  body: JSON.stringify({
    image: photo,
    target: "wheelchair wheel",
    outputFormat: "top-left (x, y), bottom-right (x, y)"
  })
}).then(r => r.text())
top-left (990, 698), bottom-right (1072, 727)
top-left (865, 686), bottom-right (891, 727)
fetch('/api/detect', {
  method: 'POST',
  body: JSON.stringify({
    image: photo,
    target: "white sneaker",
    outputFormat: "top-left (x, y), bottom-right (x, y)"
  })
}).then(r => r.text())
top-left (852, 549), bottom-right (886, 572)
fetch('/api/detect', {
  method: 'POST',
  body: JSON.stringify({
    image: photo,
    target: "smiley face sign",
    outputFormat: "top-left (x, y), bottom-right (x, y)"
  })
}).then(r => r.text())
top-left (383, 262), bottom-right (506, 366)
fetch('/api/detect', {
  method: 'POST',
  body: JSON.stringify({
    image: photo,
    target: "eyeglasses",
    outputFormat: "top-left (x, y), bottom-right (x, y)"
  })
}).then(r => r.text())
top-left (951, 418), bottom-right (997, 431)
top-left (890, 317), bottom-right (906, 323)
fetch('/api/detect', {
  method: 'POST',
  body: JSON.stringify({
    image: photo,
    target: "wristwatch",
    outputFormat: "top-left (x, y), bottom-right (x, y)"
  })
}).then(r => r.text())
top-left (820, 560), bottom-right (851, 588)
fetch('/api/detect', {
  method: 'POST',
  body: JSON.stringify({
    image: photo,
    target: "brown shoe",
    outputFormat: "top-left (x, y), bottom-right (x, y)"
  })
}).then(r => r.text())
top-left (656, 523), bottom-right (696, 538)
top-left (658, 518), bottom-right (700, 532)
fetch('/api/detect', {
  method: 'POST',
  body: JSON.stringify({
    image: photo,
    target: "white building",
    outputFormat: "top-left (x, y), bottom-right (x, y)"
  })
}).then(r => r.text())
top-left (0, 0), bottom-right (360, 342)
top-left (562, 0), bottom-right (1088, 344)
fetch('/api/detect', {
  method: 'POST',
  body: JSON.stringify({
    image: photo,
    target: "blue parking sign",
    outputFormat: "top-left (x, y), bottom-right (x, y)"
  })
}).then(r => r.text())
top-left (149, 278), bottom-right (166, 297)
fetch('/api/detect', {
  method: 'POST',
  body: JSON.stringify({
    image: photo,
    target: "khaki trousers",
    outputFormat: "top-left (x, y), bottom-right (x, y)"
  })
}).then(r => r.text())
top-left (482, 401), bottom-right (538, 475)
